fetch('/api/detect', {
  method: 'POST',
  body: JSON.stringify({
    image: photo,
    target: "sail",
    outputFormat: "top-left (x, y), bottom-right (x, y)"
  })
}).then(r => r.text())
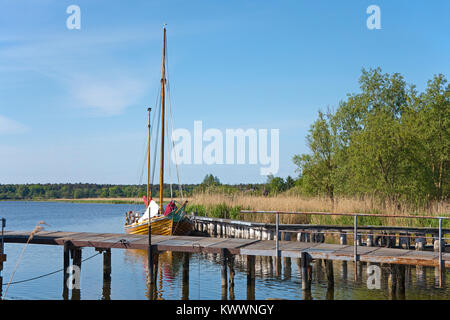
top-left (138, 200), bottom-right (160, 223)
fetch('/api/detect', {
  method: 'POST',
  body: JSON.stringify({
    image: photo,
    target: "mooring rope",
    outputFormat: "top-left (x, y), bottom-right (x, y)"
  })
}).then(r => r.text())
top-left (1, 236), bottom-right (130, 300)
top-left (1, 251), bottom-right (101, 286)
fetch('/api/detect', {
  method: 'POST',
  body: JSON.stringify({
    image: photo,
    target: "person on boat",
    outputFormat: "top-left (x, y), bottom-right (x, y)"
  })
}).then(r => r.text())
top-left (164, 200), bottom-right (177, 216)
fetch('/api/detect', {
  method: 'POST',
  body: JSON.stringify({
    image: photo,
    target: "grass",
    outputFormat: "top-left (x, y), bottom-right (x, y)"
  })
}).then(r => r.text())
top-left (185, 193), bottom-right (450, 228)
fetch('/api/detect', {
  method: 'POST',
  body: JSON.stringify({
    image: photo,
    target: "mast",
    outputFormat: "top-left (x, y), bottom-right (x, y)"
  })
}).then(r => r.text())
top-left (159, 26), bottom-right (166, 213)
top-left (147, 107), bottom-right (151, 203)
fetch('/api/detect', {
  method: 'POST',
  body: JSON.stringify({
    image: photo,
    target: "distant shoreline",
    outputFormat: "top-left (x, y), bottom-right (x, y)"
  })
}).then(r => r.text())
top-left (0, 197), bottom-right (186, 204)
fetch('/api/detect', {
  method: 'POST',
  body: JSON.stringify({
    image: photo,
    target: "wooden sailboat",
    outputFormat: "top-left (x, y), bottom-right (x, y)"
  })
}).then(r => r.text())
top-left (124, 27), bottom-right (193, 236)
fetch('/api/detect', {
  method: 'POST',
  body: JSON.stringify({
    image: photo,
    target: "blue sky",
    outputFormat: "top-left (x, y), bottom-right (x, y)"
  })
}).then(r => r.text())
top-left (0, 0), bottom-right (449, 185)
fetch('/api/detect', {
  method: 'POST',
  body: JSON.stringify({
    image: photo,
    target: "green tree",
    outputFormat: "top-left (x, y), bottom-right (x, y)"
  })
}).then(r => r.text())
top-left (293, 109), bottom-right (337, 202)
top-left (201, 174), bottom-right (221, 187)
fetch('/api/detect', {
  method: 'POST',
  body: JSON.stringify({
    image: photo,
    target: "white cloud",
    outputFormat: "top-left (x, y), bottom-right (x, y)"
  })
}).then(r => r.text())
top-left (71, 77), bottom-right (147, 116)
top-left (0, 115), bottom-right (29, 135)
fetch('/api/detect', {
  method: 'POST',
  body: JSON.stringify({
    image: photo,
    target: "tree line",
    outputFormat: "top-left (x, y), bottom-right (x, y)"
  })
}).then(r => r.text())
top-left (0, 181), bottom-right (269, 200)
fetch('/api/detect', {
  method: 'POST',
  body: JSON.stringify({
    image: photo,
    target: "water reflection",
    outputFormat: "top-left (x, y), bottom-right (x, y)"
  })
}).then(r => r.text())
top-left (120, 249), bottom-right (450, 300)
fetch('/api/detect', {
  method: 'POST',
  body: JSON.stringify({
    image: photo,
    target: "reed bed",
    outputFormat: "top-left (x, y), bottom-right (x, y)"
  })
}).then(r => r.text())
top-left (186, 193), bottom-right (450, 228)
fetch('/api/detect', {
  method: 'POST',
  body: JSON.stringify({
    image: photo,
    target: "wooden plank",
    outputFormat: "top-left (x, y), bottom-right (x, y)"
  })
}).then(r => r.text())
top-left (364, 247), bottom-right (410, 257)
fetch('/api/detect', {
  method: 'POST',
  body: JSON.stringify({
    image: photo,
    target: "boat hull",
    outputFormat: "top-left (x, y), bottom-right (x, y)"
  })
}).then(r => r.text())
top-left (124, 216), bottom-right (193, 236)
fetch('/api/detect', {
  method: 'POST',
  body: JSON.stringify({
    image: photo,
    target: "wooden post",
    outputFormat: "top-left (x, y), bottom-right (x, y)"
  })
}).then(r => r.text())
top-left (227, 254), bottom-right (235, 300)
top-left (397, 264), bottom-right (406, 300)
top-left (275, 212), bottom-right (280, 276)
top-left (325, 259), bottom-right (334, 300)
top-left (103, 249), bottom-right (111, 300)
top-left (340, 232), bottom-right (347, 245)
top-left (62, 241), bottom-right (70, 300)
top-left (71, 247), bottom-right (82, 300)
top-left (103, 249), bottom-right (111, 282)
top-left (366, 233), bottom-right (374, 247)
top-left (246, 255), bottom-right (255, 300)
top-left (399, 234), bottom-right (410, 249)
top-left (221, 248), bottom-right (228, 300)
top-left (283, 257), bottom-right (291, 280)
top-left (152, 251), bottom-right (159, 287)
top-left (415, 234), bottom-right (426, 251)
top-left (301, 252), bottom-right (312, 291)
top-left (325, 260), bottom-right (334, 289)
top-left (341, 261), bottom-right (348, 282)
top-left (182, 252), bottom-right (189, 300)
top-left (415, 265), bottom-right (425, 287)
top-left (388, 264), bottom-right (398, 300)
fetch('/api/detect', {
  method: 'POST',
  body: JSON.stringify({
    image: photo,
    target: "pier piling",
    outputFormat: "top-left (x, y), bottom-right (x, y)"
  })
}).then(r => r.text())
top-left (62, 241), bottom-right (70, 300)
top-left (221, 248), bottom-right (228, 300)
top-left (182, 252), bottom-right (190, 300)
top-left (246, 255), bottom-right (256, 300)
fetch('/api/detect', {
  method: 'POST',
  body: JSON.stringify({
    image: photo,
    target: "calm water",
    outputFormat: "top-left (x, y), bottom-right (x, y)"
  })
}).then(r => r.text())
top-left (0, 201), bottom-right (448, 300)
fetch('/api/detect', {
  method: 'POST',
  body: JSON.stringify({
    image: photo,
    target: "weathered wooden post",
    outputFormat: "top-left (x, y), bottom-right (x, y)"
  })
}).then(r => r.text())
top-left (182, 252), bottom-right (189, 300)
top-left (415, 234), bottom-right (426, 251)
top-left (246, 255), bottom-right (256, 300)
top-left (325, 259), bottom-right (334, 300)
top-left (283, 257), bottom-right (291, 280)
top-left (103, 249), bottom-right (111, 282)
top-left (340, 232), bottom-right (347, 245)
top-left (62, 241), bottom-right (70, 300)
top-left (325, 260), bottom-right (334, 290)
top-left (71, 247), bottom-right (82, 300)
top-left (397, 264), bottom-right (406, 300)
top-left (227, 254), bottom-right (235, 300)
top-left (399, 234), bottom-right (410, 249)
top-left (415, 265), bottom-right (425, 287)
top-left (101, 248), bottom-right (111, 300)
top-left (353, 215), bottom-right (359, 281)
top-left (366, 233), bottom-right (374, 247)
top-left (437, 218), bottom-right (443, 288)
top-left (301, 252), bottom-right (312, 291)
top-left (388, 264), bottom-right (398, 300)
top-left (221, 248), bottom-right (228, 300)
top-left (341, 261), bottom-right (348, 281)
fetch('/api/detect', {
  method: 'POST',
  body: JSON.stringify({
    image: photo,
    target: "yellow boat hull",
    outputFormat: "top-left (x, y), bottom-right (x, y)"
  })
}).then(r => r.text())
top-left (124, 216), bottom-right (193, 236)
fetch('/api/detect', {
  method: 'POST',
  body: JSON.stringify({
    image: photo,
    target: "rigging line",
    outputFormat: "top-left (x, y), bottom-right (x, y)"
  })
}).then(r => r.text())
top-left (131, 132), bottom-right (148, 214)
top-left (166, 75), bottom-right (184, 200)
top-left (151, 90), bottom-right (162, 194)
top-left (149, 86), bottom-right (161, 197)
top-left (164, 37), bottom-right (180, 187)
top-left (166, 100), bottom-right (173, 200)
top-left (164, 35), bottom-right (183, 200)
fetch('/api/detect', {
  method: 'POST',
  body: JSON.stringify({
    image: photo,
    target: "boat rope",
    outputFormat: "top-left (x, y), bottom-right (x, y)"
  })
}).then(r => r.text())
top-left (1, 251), bottom-right (101, 287)
top-left (165, 45), bottom-right (184, 200)
top-left (151, 92), bottom-right (162, 197)
top-left (1, 236), bottom-right (129, 299)
top-left (166, 99), bottom-right (173, 200)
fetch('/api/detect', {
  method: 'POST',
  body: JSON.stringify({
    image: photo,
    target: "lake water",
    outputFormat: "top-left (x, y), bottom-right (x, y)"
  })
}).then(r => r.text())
top-left (0, 201), bottom-right (449, 300)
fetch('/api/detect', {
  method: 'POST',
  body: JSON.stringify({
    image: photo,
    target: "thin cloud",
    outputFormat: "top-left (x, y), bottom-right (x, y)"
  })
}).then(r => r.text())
top-left (71, 77), bottom-right (147, 116)
top-left (0, 115), bottom-right (29, 135)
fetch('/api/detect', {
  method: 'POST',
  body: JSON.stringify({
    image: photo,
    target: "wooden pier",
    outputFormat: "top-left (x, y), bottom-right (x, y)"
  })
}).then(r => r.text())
top-left (1, 217), bottom-right (448, 299)
top-left (2, 230), bottom-right (449, 267)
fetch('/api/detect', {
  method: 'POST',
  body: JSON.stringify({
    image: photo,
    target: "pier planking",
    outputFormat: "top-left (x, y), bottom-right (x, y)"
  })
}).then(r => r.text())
top-left (2, 230), bottom-right (449, 267)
